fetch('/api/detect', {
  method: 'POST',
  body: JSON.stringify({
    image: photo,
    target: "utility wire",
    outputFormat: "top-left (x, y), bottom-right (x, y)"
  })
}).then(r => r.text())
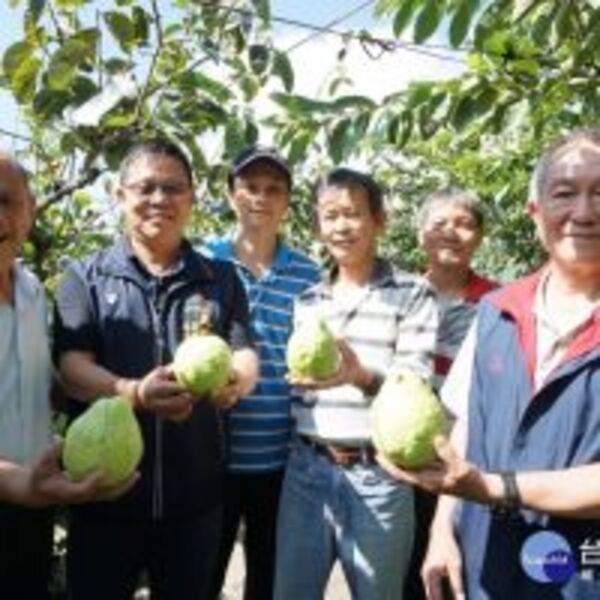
top-left (285, 0), bottom-right (375, 53)
top-left (196, 0), bottom-right (467, 64)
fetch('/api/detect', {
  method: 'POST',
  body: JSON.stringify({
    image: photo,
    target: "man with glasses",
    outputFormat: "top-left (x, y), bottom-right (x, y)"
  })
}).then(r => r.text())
top-left (53, 139), bottom-right (258, 600)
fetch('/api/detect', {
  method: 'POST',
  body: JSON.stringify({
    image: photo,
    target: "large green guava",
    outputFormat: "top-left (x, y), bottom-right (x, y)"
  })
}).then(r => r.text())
top-left (286, 318), bottom-right (341, 380)
top-left (172, 334), bottom-right (233, 397)
top-left (371, 370), bottom-right (449, 469)
top-left (63, 396), bottom-right (143, 486)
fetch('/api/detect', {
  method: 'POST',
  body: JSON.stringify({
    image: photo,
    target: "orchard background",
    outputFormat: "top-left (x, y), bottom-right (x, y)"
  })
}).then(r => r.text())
top-left (2, 1), bottom-right (600, 597)
top-left (2, 0), bottom-right (599, 291)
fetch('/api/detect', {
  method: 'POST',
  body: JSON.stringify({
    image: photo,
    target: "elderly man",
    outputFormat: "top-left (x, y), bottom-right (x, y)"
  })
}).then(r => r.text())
top-left (0, 153), bottom-right (132, 600)
top-left (53, 138), bottom-right (258, 600)
top-left (379, 128), bottom-right (600, 599)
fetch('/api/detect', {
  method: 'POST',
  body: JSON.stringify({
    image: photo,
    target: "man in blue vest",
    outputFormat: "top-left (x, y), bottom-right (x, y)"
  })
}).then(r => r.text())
top-left (379, 128), bottom-right (600, 599)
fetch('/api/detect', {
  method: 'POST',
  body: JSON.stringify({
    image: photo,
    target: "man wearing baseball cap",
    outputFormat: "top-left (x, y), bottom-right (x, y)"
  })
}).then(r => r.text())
top-left (204, 146), bottom-right (320, 600)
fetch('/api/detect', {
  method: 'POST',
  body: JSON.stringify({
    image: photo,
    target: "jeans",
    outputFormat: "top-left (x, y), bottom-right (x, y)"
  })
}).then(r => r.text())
top-left (67, 506), bottom-right (222, 600)
top-left (210, 470), bottom-right (284, 600)
top-left (274, 440), bottom-right (414, 600)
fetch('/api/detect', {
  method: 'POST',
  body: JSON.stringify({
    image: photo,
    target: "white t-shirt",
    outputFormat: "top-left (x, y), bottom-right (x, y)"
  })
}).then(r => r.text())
top-left (442, 271), bottom-right (598, 424)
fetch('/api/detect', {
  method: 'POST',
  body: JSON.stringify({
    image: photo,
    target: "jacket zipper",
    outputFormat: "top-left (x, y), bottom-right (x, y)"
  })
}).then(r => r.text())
top-left (151, 286), bottom-right (165, 520)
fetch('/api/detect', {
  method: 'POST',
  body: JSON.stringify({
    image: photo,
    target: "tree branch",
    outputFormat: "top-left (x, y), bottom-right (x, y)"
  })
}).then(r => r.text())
top-left (0, 127), bottom-right (34, 144)
top-left (38, 167), bottom-right (105, 215)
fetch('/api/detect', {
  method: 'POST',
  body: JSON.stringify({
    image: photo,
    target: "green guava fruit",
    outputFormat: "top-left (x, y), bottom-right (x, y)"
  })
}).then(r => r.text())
top-left (172, 334), bottom-right (233, 397)
top-left (370, 370), bottom-right (449, 469)
top-left (63, 396), bottom-right (143, 486)
top-left (286, 318), bottom-right (341, 380)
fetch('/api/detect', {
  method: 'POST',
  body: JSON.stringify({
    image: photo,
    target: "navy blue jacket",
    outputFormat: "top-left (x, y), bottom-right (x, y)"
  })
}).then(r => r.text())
top-left (53, 237), bottom-right (252, 521)
top-left (458, 272), bottom-right (600, 599)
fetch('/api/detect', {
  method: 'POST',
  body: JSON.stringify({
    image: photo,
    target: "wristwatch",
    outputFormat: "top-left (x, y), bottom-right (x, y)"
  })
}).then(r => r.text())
top-left (491, 471), bottom-right (521, 518)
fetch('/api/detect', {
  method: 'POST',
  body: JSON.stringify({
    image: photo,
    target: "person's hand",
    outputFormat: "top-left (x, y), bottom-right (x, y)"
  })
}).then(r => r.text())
top-left (376, 436), bottom-right (488, 503)
top-left (136, 365), bottom-right (194, 422)
top-left (210, 371), bottom-right (245, 409)
top-left (421, 524), bottom-right (465, 600)
top-left (25, 443), bottom-right (139, 508)
top-left (287, 339), bottom-right (373, 391)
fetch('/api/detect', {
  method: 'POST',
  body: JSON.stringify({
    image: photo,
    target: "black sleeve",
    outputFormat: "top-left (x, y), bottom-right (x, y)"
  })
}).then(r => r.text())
top-left (52, 262), bottom-right (99, 364)
top-left (222, 263), bottom-right (253, 351)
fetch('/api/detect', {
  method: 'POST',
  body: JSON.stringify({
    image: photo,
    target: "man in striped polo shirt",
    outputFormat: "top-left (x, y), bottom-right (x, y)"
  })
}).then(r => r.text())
top-left (204, 146), bottom-right (320, 600)
top-left (274, 168), bottom-right (438, 600)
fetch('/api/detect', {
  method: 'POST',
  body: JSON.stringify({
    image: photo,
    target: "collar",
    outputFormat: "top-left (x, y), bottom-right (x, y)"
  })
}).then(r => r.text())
top-left (103, 236), bottom-right (215, 285)
top-left (464, 271), bottom-right (499, 303)
top-left (13, 261), bottom-right (44, 311)
top-left (489, 267), bottom-right (600, 382)
top-left (216, 232), bottom-right (294, 274)
top-left (320, 257), bottom-right (395, 296)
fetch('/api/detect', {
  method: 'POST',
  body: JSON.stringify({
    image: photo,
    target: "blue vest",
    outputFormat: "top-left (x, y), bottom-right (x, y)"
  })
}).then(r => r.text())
top-left (458, 273), bottom-right (600, 599)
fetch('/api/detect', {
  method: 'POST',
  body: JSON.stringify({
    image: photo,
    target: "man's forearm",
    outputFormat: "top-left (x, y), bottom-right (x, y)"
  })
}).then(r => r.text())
top-left (0, 460), bottom-right (31, 505)
top-left (476, 465), bottom-right (600, 519)
top-left (59, 351), bottom-right (137, 405)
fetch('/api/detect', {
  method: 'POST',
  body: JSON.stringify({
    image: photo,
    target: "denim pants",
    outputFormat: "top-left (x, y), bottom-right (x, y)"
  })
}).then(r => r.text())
top-left (274, 440), bottom-right (414, 600)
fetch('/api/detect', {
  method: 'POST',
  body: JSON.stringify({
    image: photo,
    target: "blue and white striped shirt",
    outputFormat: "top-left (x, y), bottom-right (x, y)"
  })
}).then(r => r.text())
top-left (203, 235), bottom-right (320, 472)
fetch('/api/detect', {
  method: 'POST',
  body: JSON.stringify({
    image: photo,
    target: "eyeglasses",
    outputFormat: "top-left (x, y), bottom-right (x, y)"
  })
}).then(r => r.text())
top-left (122, 179), bottom-right (191, 198)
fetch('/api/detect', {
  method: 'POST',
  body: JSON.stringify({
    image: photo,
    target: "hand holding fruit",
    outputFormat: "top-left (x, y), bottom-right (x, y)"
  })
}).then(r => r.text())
top-left (288, 338), bottom-right (372, 391)
top-left (33, 442), bottom-right (138, 506)
top-left (135, 365), bottom-right (194, 422)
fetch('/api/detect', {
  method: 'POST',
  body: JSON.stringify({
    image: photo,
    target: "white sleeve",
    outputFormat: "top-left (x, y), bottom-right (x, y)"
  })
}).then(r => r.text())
top-left (440, 317), bottom-right (477, 422)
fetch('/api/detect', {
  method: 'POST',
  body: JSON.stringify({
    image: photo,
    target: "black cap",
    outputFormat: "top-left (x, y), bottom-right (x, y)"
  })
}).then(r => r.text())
top-left (228, 146), bottom-right (292, 190)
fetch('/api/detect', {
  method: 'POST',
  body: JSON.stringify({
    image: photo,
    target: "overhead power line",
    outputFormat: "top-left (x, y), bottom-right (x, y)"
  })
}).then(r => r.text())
top-left (196, 1), bottom-right (467, 65)
top-left (285, 0), bottom-right (375, 54)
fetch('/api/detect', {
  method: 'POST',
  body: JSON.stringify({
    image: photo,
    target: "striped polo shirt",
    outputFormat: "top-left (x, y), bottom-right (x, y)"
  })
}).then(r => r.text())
top-left (292, 257), bottom-right (438, 445)
top-left (203, 235), bottom-right (320, 472)
top-left (432, 271), bottom-right (498, 390)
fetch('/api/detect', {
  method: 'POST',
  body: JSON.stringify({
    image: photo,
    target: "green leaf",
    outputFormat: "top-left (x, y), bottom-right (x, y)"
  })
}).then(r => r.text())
top-left (288, 129), bottom-right (313, 164)
top-left (397, 111), bottom-right (414, 148)
top-left (451, 85), bottom-right (498, 130)
top-left (328, 119), bottom-right (352, 163)
top-left (414, 0), bottom-right (443, 44)
top-left (272, 50), bottom-right (294, 93)
top-left (510, 58), bottom-right (539, 77)
top-left (11, 55), bottom-right (41, 102)
top-left (271, 93), bottom-right (333, 114)
top-left (392, 0), bottom-right (419, 37)
top-left (225, 119), bottom-right (246, 157)
top-left (331, 95), bottom-right (377, 111)
top-left (251, 0), bottom-right (270, 23)
top-left (248, 44), bottom-right (270, 75)
top-left (450, 0), bottom-right (479, 48)
top-left (32, 88), bottom-right (71, 120)
top-left (3, 41), bottom-right (34, 80)
top-left (178, 71), bottom-right (233, 104)
top-left (406, 82), bottom-right (434, 108)
top-left (554, 3), bottom-right (573, 40)
top-left (131, 6), bottom-right (149, 46)
top-left (104, 11), bottom-right (135, 51)
top-left (27, 0), bottom-right (46, 23)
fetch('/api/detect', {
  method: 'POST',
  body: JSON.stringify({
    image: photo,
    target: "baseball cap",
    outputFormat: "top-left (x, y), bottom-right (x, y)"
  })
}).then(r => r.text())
top-left (228, 145), bottom-right (292, 190)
